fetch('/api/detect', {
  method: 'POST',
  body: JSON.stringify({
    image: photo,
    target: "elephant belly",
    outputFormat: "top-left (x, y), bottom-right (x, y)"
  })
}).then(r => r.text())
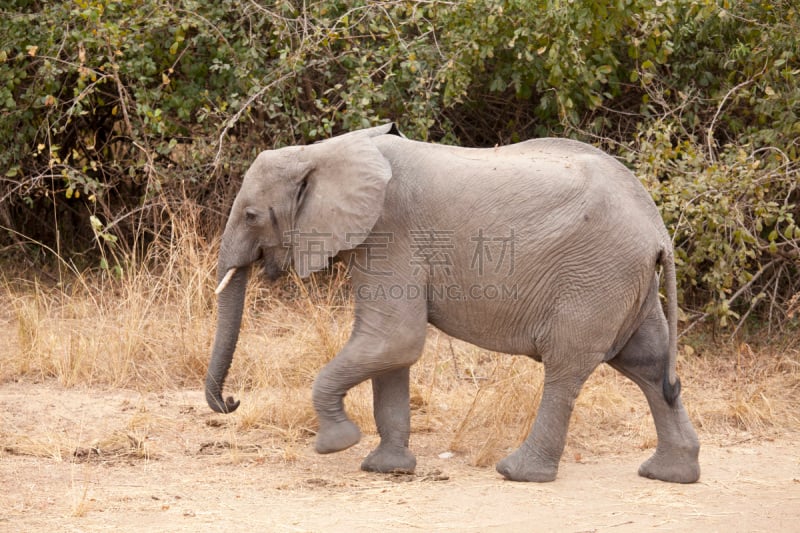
top-left (427, 298), bottom-right (542, 357)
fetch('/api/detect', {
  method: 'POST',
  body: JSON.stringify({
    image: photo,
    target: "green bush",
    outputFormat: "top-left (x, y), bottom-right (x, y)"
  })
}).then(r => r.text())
top-left (631, 120), bottom-right (798, 331)
top-left (1, 0), bottom-right (797, 331)
top-left (0, 1), bottom-right (444, 257)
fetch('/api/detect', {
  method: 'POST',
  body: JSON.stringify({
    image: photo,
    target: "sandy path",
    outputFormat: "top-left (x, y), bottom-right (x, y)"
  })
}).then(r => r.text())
top-left (2, 385), bottom-right (799, 532)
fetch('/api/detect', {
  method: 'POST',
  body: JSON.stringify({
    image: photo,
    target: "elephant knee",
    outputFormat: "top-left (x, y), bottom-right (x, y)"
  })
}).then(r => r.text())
top-left (311, 328), bottom-right (425, 418)
top-left (387, 330), bottom-right (425, 366)
top-left (311, 365), bottom-right (349, 418)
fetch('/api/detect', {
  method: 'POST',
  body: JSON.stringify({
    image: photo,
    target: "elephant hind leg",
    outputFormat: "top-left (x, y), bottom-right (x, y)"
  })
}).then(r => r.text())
top-left (496, 351), bottom-right (602, 482)
top-left (609, 309), bottom-right (700, 483)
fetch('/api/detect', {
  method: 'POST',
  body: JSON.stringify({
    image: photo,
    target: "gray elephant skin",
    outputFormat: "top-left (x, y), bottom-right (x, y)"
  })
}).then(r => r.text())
top-left (206, 123), bottom-right (700, 483)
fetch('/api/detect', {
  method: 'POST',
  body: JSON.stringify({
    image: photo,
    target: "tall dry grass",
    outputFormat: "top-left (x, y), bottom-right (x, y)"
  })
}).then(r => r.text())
top-left (3, 205), bottom-right (216, 389)
top-left (2, 205), bottom-right (799, 465)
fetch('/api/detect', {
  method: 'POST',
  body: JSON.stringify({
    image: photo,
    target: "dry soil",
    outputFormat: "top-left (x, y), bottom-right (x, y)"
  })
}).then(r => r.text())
top-left (2, 383), bottom-right (799, 532)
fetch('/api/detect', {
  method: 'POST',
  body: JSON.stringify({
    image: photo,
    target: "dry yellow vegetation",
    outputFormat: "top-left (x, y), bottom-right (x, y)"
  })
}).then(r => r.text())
top-left (2, 211), bottom-right (798, 468)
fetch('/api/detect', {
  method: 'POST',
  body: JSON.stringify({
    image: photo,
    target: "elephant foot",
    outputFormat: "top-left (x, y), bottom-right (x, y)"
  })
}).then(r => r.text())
top-left (314, 420), bottom-right (361, 454)
top-left (496, 448), bottom-right (558, 482)
top-left (638, 445), bottom-right (700, 483)
top-left (361, 445), bottom-right (416, 474)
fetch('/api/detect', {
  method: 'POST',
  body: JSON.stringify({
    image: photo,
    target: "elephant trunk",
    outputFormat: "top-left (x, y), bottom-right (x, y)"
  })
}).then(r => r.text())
top-left (205, 265), bottom-right (249, 413)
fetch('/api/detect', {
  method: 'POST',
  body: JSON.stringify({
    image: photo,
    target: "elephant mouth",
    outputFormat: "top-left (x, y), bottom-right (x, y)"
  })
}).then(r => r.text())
top-left (262, 258), bottom-right (283, 281)
top-left (259, 248), bottom-right (287, 281)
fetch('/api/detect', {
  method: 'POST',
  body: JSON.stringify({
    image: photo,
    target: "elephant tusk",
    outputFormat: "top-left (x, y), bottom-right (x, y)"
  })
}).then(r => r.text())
top-left (214, 267), bottom-right (237, 295)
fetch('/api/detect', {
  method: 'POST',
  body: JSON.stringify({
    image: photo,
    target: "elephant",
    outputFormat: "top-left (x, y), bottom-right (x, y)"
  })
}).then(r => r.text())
top-left (206, 123), bottom-right (700, 483)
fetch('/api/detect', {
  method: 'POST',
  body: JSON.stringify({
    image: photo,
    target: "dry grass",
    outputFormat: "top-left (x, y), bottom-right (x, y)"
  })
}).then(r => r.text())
top-left (3, 208), bottom-right (216, 389)
top-left (2, 209), bottom-right (799, 466)
top-left (0, 394), bottom-right (159, 463)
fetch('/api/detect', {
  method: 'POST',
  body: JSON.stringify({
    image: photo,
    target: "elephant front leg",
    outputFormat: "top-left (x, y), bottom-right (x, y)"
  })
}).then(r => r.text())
top-left (312, 362), bottom-right (362, 454)
top-left (361, 367), bottom-right (417, 473)
top-left (311, 303), bottom-right (427, 458)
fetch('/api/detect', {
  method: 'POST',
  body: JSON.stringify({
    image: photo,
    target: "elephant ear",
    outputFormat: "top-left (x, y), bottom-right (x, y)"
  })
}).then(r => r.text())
top-left (331, 122), bottom-right (404, 140)
top-left (290, 130), bottom-right (393, 277)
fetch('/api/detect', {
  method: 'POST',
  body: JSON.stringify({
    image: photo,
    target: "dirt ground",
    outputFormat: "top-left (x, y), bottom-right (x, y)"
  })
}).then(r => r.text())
top-left (1, 383), bottom-right (798, 532)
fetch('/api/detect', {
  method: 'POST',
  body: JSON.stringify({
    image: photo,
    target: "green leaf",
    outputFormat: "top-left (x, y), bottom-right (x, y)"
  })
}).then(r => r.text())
top-left (90, 215), bottom-right (103, 232)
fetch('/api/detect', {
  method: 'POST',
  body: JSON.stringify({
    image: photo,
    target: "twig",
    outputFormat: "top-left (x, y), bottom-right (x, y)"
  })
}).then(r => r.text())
top-left (706, 61), bottom-right (767, 162)
top-left (448, 338), bottom-right (460, 380)
top-left (212, 71), bottom-right (300, 167)
top-left (679, 311), bottom-right (709, 339)
top-left (726, 258), bottom-right (778, 308)
top-left (725, 259), bottom-right (779, 339)
top-left (685, 259), bottom-right (779, 339)
top-left (767, 265), bottom-right (785, 337)
top-left (729, 268), bottom-right (780, 341)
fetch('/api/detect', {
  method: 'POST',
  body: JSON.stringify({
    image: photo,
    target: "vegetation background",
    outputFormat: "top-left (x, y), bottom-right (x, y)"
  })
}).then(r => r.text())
top-left (2, 0), bottom-right (798, 334)
top-left (1, 1), bottom-right (798, 386)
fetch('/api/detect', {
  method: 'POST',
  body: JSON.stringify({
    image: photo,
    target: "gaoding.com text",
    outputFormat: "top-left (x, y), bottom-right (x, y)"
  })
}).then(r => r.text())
top-left (355, 283), bottom-right (519, 302)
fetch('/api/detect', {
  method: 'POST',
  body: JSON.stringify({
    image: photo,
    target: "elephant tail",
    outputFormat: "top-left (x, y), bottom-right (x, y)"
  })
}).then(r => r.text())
top-left (659, 246), bottom-right (681, 406)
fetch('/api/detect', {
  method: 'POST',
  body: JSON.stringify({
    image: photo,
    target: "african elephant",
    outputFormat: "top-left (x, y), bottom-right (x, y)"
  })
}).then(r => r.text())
top-left (206, 123), bottom-right (700, 483)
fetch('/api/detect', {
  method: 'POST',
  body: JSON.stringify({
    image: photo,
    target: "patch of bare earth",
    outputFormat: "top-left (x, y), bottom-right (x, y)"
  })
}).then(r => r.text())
top-left (2, 383), bottom-right (799, 532)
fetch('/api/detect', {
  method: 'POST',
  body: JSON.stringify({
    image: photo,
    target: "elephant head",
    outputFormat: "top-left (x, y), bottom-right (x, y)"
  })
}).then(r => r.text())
top-left (205, 124), bottom-right (396, 413)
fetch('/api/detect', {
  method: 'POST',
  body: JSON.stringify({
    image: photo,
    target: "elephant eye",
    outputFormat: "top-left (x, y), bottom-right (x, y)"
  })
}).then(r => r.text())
top-left (244, 207), bottom-right (260, 226)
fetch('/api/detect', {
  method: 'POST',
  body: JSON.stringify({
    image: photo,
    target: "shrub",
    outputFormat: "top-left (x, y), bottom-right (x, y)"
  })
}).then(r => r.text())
top-left (1, 0), bottom-right (797, 331)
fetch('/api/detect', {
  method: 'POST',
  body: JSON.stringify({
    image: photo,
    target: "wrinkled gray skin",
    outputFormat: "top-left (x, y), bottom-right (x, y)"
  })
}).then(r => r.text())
top-left (206, 124), bottom-right (700, 483)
